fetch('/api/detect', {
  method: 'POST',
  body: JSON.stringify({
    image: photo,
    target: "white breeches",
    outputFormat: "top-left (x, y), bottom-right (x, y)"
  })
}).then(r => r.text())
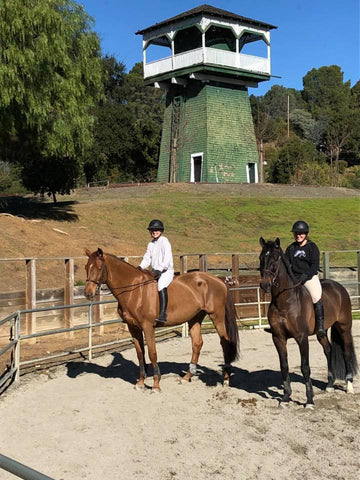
top-left (304, 275), bottom-right (322, 303)
top-left (158, 269), bottom-right (174, 291)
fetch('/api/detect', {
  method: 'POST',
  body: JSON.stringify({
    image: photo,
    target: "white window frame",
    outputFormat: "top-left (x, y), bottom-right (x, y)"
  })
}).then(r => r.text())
top-left (246, 162), bottom-right (258, 183)
top-left (190, 153), bottom-right (203, 182)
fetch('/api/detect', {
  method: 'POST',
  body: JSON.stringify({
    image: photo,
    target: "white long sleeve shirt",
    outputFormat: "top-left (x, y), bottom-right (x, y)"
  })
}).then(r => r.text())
top-left (139, 235), bottom-right (174, 272)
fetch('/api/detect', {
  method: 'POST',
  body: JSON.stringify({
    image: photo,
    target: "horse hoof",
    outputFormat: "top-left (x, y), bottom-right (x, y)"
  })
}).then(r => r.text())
top-left (223, 379), bottom-right (229, 388)
top-left (279, 402), bottom-right (289, 409)
top-left (179, 378), bottom-right (189, 385)
top-left (134, 384), bottom-right (145, 391)
top-left (326, 386), bottom-right (334, 393)
top-left (346, 382), bottom-right (354, 394)
top-left (151, 388), bottom-right (161, 394)
top-left (305, 403), bottom-right (315, 410)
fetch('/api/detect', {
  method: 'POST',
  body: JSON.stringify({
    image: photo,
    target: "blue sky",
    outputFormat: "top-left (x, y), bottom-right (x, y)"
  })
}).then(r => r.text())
top-left (79, 0), bottom-right (360, 96)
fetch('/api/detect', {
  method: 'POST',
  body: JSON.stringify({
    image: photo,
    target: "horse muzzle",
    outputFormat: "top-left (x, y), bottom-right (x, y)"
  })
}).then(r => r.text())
top-left (84, 283), bottom-right (97, 300)
top-left (260, 278), bottom-right (271, 293)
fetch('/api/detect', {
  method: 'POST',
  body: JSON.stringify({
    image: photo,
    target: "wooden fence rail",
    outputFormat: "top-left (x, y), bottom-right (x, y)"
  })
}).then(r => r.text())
top-left (0, 250), bottom-right (359, 338)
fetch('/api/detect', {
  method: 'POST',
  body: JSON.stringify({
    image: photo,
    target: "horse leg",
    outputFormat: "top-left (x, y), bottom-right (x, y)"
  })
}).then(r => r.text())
top-left (209, 311), bottom-right (236, 387)
top-left (296, 335), bottom-right (315, 408)
top-left (181, 319), bottom-right (203, 384)
top-left (330, 324), bottom-right (358, 394)
top-left (342, 330), bottom-right (357, 394)
top-left (142, 324), bottom-right (161, 393)
top-left (272, 336), bottom-right (292, 406)
top-left (317, 334), bottom-right (334, 392)
top-left (128, 324), bottom-right (147, 390)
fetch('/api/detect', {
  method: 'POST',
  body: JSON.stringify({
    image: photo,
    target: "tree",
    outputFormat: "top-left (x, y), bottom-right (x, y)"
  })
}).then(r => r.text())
top-left (84, 60), bottom-right (164, 184)
top-left (122, 63), bottom-right (164, 180)
top-left (21, 156), bottom-right (80, 203)
top-left (289, 108), bottom-right (325, 144)
top-left (0, 0), bottom-right (103, 199)
top-left (262, 85), bottom-right (307, 121)
top-left (302, 66), bottom-right (351, 118)
top-left (268, 137), bottom-right (323, 184)
top-left (302, 66), bottom-right (359, 184)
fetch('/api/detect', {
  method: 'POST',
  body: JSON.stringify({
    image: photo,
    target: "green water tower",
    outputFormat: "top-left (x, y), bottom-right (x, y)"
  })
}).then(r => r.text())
top-left (136, 4), bottom-right (276, 183)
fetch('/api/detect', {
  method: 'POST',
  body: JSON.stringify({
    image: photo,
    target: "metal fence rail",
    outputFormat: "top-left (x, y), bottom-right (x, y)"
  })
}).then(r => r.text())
top-left (0, 452), bottom-right (54, 480)
top-left (1, 281), bottom-right (359, 393)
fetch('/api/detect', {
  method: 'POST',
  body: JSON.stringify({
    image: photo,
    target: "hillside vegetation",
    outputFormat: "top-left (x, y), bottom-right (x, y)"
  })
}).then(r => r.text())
top-left (0, 182), bottom-right (359, 290)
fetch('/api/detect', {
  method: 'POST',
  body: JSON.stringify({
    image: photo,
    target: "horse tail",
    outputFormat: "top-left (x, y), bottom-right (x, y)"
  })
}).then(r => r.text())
top-left (331, 325), bottom-right (358, 380)
top-left (224, 289), bottom-right (240, 362)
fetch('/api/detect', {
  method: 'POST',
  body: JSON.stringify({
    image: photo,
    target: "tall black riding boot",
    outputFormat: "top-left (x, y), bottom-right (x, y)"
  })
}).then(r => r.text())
top-left (314, 299), bottom-right (326, 337)
top-left (155, 288), bottom-right (167, 324)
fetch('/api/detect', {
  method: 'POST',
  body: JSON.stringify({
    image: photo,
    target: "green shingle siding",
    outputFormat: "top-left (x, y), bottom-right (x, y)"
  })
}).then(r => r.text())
top-left (157, 81), bottom-right (258, 183)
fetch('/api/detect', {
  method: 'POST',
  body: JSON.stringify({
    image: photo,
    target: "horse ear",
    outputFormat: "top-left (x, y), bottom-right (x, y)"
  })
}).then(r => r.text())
top-left (275, 237), bottom-right (281, 248)
top-left (259, 237), bottom-right (265, 247)
top-left (84, 248), bottom-right (91, 257)
top-left (96, 248), bottom-right (104, 257)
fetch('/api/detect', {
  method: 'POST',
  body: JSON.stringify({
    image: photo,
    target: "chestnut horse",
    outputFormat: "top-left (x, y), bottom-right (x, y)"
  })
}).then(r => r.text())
top-left (259, 237), bottom-right (358, 408)
top-left (84, 248), bottom-right (239, 392)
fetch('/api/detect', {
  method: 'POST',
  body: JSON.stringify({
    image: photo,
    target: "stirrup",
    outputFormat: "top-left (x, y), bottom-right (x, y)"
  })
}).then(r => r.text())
top-left (155, 315), bottom-right (166, 324)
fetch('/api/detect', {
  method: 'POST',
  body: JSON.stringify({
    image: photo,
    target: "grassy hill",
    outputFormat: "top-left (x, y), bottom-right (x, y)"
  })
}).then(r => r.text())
top-left (0, 182), bottom-right (359, 290)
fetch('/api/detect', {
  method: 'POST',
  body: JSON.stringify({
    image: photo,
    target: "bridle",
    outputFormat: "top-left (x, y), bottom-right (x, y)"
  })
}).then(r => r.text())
top-left (261, 252), bottom-right (281, 288)
top-left (86, 262), bottom-right (107, 295)
top-left (261, 251), bottom-right (301, 293)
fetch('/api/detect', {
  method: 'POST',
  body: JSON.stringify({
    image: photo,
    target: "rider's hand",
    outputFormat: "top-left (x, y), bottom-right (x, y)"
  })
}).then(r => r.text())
top-left (299, 273), bottom-right (308, 284)
top-left (152, 269), bottom-right (162, 280)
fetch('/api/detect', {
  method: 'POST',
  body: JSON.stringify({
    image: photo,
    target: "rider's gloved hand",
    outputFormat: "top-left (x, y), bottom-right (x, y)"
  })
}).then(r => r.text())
top-left (299, 273), bottom-right (308, 284)
top-left (151, 269), bottom-right (162, 280)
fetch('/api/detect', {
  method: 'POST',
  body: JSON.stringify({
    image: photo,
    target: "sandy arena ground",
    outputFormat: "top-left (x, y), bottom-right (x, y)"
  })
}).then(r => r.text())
top-left (0, 322), bottom-right (359, 480)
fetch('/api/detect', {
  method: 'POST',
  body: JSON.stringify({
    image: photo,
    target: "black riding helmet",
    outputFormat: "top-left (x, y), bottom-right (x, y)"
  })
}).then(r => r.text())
top-left (291, 220), bottom-right (309, 234)
top-left (148, 219), bottom-right (164, 231)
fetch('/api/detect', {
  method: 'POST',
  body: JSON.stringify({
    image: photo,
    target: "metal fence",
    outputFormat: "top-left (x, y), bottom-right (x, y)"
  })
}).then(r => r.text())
top-left (0, 452), bottom-right (54, 480)
top-left (1, 279), bottom-right (359, 395)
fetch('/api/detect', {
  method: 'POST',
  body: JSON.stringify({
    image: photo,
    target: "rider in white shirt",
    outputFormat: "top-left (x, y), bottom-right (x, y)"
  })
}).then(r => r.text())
top-left (139, 219), bottom-right (174, 323)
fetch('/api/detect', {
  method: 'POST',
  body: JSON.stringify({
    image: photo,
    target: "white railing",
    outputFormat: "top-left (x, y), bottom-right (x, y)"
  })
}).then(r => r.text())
top-left (173, 47), bottom-right (204, 70)
top-left (143, 47), bottom-right (270, 78)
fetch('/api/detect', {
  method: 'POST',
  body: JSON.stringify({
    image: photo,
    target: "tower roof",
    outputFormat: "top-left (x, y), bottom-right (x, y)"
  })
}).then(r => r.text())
top-left (135, 4), bottom-right (277, 35)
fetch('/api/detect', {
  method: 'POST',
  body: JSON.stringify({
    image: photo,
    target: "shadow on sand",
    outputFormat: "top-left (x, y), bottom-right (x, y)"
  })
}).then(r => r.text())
top-left (65, 351), bottom-right (327, 401)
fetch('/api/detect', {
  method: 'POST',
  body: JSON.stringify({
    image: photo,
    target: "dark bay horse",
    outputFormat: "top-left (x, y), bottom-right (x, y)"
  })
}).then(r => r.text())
top-left (84, 248), bottom-right (239, 392)
top-left (259, 237), bottom-right (358, 408)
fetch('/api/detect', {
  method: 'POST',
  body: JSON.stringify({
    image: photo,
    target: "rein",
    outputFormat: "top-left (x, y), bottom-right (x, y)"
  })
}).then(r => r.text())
top-left (262, 260), bottom-right (301, 295)
top-left (86, 260), bottom-right (156, 294)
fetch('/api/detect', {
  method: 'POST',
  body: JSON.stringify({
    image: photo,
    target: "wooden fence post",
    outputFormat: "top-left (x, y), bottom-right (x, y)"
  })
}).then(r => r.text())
top-left (232, 254), bottom-right (239, 279)
top-left (357, 251), bottom-right (360, 309)
top-left (322, 251), bottom-right (330, 279)
top-left (64, 258), bottom-right (74, 338)
top-left (180, 255), bottom-right (188, 274)
top-left (25, 259), bottom-right (36, 343)
top-left (199, 254), bottom-right (207, 272)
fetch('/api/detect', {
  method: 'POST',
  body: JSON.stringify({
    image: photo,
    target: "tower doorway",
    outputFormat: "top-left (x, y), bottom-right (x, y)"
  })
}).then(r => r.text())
top-left (191, 153), bottom-right (203, 182)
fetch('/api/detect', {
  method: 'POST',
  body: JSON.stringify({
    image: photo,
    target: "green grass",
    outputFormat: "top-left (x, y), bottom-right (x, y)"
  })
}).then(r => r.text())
top-left (98, 194), bottom-right (359, 254)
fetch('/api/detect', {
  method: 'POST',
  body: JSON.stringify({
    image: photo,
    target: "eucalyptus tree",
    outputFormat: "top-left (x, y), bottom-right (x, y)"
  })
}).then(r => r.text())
top-left (0, 0), bottom-right (103, 200)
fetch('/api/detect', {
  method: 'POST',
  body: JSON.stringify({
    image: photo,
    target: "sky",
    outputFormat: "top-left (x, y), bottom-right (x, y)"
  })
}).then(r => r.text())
top-left (79, 0), bottom-right (360, 96)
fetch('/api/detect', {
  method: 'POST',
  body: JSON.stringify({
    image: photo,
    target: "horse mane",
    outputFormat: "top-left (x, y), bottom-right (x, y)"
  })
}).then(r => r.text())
top-left (279, 248), bottom-right (298, 283)
top-left (104, 252), bottom-right (153, 278)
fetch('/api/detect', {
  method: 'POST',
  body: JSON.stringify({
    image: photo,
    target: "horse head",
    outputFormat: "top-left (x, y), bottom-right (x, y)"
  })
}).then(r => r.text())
top-left (84, 247), bottom-right (107, 300)
top-left (259, 237), bottom-right (282, 293)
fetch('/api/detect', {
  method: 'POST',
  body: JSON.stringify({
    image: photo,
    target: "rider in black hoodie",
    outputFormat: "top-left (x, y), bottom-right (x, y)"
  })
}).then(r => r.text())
top-left (285, 220), bottom-right (325, 337)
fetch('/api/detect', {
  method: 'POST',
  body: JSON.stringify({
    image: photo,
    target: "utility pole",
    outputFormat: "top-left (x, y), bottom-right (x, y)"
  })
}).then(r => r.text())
top-left (287, 95), bottom-right (290, 138)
